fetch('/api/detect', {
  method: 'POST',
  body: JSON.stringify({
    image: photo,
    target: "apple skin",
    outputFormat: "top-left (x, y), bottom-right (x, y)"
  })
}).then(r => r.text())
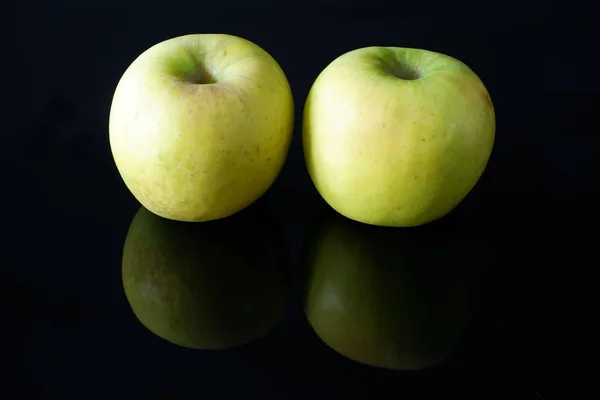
top-left (121, 202), bottom-right (289, 350)
top-left (301, 207), bottom-right (473, 370)
top-left (303, 46), bottom-right (495, 227)
top-left (109, 34), bottom-right (294, 222)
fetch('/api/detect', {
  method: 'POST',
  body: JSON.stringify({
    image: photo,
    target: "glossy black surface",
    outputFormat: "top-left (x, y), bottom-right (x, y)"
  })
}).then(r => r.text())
top-left (4, 2), bottom-right (597, 399)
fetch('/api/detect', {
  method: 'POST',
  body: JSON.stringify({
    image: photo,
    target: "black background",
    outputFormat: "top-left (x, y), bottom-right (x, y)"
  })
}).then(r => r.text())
top-left (3, 1), bottom-right (598, 398)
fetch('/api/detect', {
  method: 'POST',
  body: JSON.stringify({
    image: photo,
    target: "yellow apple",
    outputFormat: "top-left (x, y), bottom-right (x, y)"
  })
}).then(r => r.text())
top-left (301, 207), bottom-right (473, 370)
top-left (109, 34), bottom-right (294, 222)
top-left (303, 47), bottom-right (495, 227)
top-left (121, 202), bottom-right (288, 350)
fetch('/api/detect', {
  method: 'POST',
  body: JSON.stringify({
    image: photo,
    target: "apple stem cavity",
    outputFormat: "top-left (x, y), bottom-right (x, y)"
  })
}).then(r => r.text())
top-left (192, 63), bottom-right (217, 85)
top-left (388, 61), bottom-right (421, 81)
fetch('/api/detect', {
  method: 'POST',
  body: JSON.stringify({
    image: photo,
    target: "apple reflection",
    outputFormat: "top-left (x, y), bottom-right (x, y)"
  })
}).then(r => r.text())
top-left (121, 202), bottom-right (288, 350)
top-left (301, 207), bottom-right (473, 371)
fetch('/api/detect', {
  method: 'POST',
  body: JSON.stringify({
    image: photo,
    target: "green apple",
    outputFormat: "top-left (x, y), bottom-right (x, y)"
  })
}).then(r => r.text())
top-left (121, 202), bottom-right (288, 350)
top-left (109, 34), bottom-right (294, 222)
top-left (301, 207), bottom-right (473, 370)
top-left (303, 47), bottom-right (495, 227)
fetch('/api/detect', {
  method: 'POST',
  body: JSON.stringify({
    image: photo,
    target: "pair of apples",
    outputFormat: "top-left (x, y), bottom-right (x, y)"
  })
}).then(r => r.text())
top-left (109, 34), bottom-right (495, 227)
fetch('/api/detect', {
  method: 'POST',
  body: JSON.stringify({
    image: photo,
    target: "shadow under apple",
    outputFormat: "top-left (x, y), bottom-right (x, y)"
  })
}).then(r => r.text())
top-left (121, 202), bottom-right (289, 350)
top-left (301, 207), bottom-right (473, 371)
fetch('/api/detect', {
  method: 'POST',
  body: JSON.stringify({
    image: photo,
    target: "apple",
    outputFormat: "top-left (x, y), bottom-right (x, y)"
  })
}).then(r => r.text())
top-left (301, 207), bottom-right (473, 370)
top-left (121, 202), bottom-right (289, 350)
top-left (303, 46), bottom-right (495, 227)
top-left (109, 34), bottom-right (294, 222)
